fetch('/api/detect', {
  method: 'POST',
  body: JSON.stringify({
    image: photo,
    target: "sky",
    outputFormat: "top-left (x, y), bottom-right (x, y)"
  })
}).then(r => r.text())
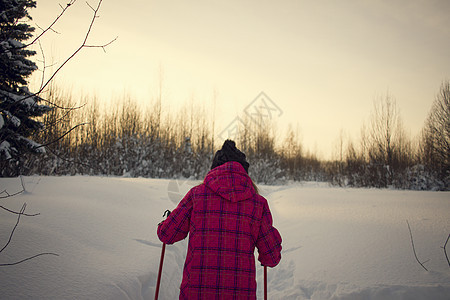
top-left (29, 0), bottom-right (450, 159)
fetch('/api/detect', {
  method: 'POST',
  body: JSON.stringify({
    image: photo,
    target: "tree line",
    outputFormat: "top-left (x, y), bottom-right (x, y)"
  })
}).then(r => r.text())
top-left (327, 82), bottom-right (449, 190)
top-left (1, 1), bottom-right (447, 190)
top-left (3, 81), bottom-right (448, 191)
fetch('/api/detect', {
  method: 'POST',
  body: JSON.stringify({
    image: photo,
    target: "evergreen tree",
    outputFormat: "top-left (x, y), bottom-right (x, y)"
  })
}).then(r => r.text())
top-left (0, 0), bottom-right (51, 176)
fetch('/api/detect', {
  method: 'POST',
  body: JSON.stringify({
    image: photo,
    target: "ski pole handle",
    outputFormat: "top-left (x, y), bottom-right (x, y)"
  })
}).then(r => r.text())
top-left (264, 265), bottom-right (267, 300)
top-left (154, 242), bottom-right (166, 300)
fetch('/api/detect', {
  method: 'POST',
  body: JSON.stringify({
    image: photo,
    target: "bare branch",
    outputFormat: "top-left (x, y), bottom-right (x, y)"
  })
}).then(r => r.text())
top-left (34, 0), bottom-right (111, 96)
top-left (0, 205), bottom-right (40, 216)
top-left (40, 96), bottom-right (87, 111)
top-left (0, 203), bottom-right (26, 254)
top-left (15, 0), bottom-right (116, 105)
top-left (0, 184), bottom-right (56, 267)
top-left (0, 190), bottom-right (23, 199)
top-left (43, 102), bottom-right (87, 129)
top-left (36, 39), bottom-right (48, 97)
top-left (33, 123), bottom-right (88, 150)
top-left (442, 234), bottom-right (450, 268)
top-left (0, 252), bottom-right (59, 267)
top-left (85, 1), bottom-right (95, 12)
top-left (85, 36), bottom-right (118, 53)
top-left (24, 0), bottom-right (77, 48)
top-left (36, 23), bottom-right (60, 35)
top-left (406, 220), bottom-right (429, 271)
top-left (0, 176), bottom-right (26, 199)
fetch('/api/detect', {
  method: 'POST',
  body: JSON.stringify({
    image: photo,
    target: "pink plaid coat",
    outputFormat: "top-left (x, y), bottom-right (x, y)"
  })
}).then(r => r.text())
top-left (157, 162), bottom-right (282, 299)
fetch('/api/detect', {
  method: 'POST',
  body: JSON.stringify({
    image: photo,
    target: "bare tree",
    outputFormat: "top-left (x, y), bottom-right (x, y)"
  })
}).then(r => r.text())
top-left (282, 124), bottom-right (303, 180)
top-left (367, 94), bottom-right (407, 186)
top-left (369, 95), bottom-right (399, 166)
top-left (420, 81), bottom-right (450, 188)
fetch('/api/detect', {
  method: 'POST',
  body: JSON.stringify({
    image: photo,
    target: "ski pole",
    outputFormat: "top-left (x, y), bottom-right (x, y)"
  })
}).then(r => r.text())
top-left (154, 242), bottom-right (166, 300)
top-left (155, 210), bottom-right (171, 300)
top-left (264, 265), bottom-right (267, 300)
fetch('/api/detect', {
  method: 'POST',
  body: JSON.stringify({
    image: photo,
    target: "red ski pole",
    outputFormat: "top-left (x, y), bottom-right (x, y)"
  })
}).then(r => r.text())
top-left (154, 242), bottom-right (166, 300)
top-left (264, 265), bottom-right (268, 300)
top-left (155, 210), bottom-right (171, 300)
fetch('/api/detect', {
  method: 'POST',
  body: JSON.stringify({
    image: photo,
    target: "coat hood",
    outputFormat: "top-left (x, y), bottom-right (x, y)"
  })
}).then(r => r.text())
top-left (204, 161), bottom-right (256, 202)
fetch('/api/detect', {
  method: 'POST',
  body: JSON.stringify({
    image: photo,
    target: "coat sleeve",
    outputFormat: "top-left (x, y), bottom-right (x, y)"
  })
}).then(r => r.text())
top-left (256, 199), bottom-right (282, 267)
top-left (157, 189), bottom-right (193, 244)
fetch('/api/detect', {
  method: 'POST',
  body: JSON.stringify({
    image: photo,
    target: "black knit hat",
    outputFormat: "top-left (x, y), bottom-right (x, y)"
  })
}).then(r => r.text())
top-left (211, 140), bottom-right (249, 173)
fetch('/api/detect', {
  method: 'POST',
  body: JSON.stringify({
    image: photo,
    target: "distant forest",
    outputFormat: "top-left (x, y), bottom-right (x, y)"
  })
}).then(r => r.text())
top-left (1, 1), bottom-right (447, 191)
top-left (7, 81), bottom-right (449, 191)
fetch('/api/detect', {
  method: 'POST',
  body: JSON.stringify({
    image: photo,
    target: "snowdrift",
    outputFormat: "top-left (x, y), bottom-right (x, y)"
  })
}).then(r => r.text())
top-left (0, 176), bottom-right (449, 299)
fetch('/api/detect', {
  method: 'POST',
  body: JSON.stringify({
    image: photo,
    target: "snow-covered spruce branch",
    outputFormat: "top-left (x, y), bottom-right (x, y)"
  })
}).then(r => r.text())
top-left (442, 234), bottom-right (450, 268)
top-left (406, 220), bottom-right (429, 271)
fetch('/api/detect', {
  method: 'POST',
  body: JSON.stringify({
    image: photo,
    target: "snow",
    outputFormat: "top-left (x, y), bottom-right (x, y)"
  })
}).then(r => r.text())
top-left (8, 39), bottom-right (24, 49)
top-left (19, 137), bottom-right (46, 153)
top-left (5, 111), bottom-right (20, 127)
top-left (0, 140), bottom-right (12, 160)
top-left (0, 177), bottom-right (449, 299)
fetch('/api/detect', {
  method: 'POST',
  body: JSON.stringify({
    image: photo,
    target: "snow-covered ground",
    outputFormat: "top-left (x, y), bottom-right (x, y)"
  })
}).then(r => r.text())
top-left (0, 176), bottom-right (449, 299)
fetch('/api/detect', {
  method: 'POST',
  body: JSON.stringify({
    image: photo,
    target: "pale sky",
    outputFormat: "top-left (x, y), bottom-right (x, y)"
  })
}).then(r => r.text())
top-left (30, 0), bottom-right (450, 159)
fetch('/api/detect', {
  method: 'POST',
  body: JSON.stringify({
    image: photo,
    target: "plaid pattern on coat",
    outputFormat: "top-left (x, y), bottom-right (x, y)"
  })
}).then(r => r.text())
top-left (157, 162), bottom-right (282, 299)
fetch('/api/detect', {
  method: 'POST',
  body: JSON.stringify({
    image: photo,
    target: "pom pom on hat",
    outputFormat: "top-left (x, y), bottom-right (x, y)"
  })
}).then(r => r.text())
top-left (211, 140), bottom-right (249, 173)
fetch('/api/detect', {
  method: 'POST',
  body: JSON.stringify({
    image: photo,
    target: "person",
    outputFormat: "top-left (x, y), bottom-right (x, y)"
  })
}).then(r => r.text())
top-left (157, 140), bottom-right (282, 299)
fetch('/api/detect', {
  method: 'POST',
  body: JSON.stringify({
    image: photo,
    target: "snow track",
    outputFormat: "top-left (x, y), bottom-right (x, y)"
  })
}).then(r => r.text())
top-left (0, 177), bottom-right (449, 299)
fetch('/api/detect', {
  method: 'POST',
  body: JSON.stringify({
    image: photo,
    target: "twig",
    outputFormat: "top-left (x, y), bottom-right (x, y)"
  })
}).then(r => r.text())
top-left (43, 102), bottom-right (87, 129)
top-left (406, 220), bottom-right (429, 271)
top-left (19, 175), bottom-right (26, 193)
top-left (0, 205), bottom-right (39, 216)
top-left (37, 40), bottom-right (47, 94)
top-left (0, 252), bottom-right (59, 267)
top-left (33, 122), bottom-right (88, 150)
top-left (0, 190), bottom-right (23, 199)
top-left (0, 176), bottom-right (26, 199)
top-left (41, 96), bottom-right (87, 110)
top-left (0, 203), bottom-right (27, 254)
top-left (0, 177), bottom-right (38, 215)
top-left (442, 234), bottom-right (450, 268)
top-left (85, 36), bottom-right (118, 53)
top-left (23, 0), bottom-right (78, 48)
top-left (36, 23), bottom-right (60, 35)
top-left (0, 183), bottom-right (57, 267)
